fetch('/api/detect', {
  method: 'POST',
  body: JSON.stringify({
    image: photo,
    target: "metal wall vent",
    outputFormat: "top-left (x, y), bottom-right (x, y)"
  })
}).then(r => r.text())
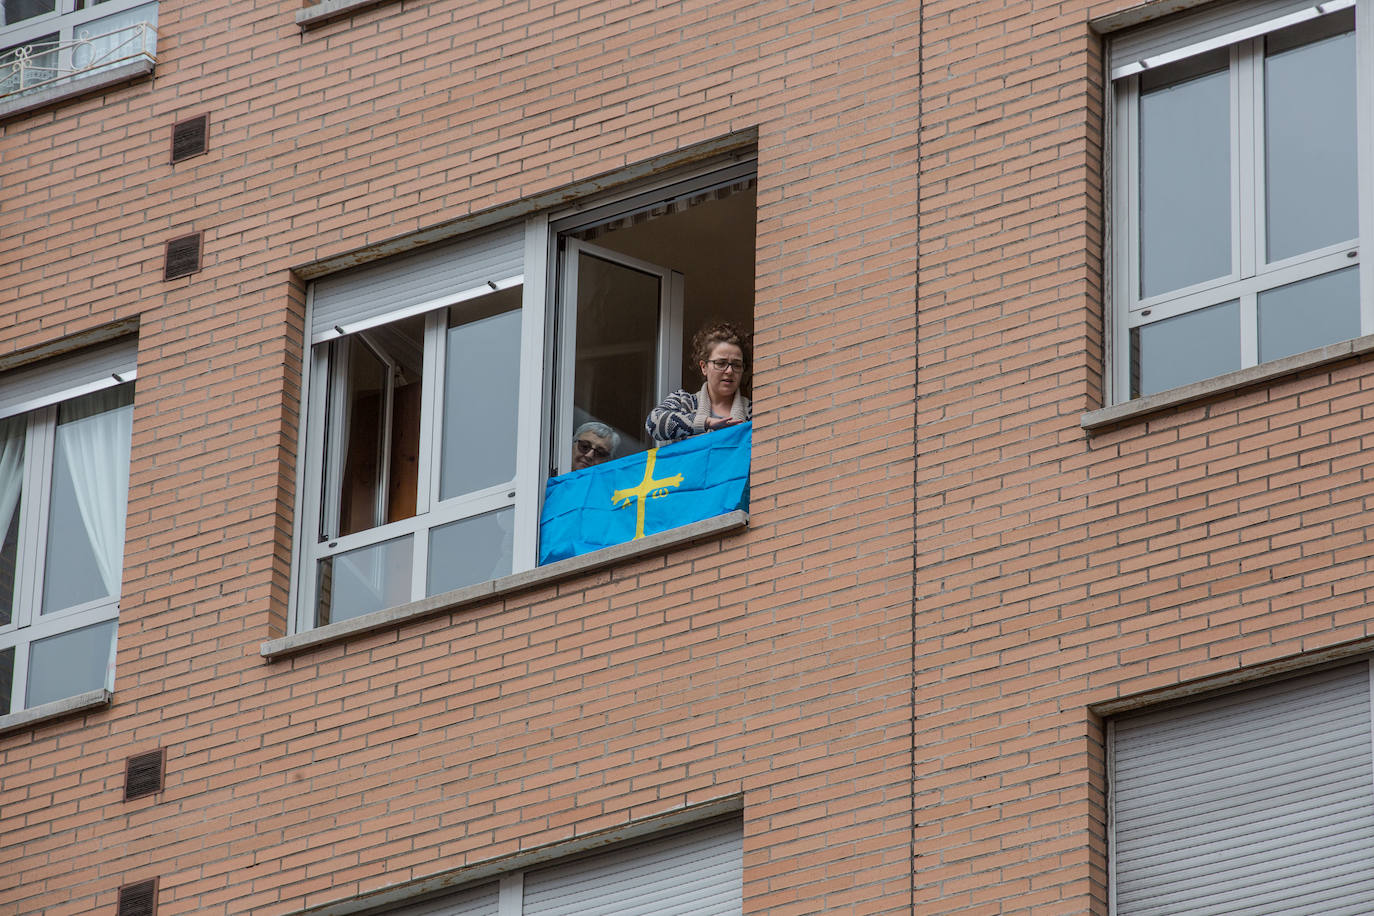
top-left (164, 233), bottom-right (201, 280)
top-left (123, 749), bottom-right (164, 800)
top-left (117, 878), bottom-right (158, 916)
top-left (170, 114), bottom-right (208, 163)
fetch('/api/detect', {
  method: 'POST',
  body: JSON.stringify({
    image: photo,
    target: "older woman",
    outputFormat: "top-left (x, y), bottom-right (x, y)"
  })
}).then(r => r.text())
top-left (646, 322), bottom-right (752, 445)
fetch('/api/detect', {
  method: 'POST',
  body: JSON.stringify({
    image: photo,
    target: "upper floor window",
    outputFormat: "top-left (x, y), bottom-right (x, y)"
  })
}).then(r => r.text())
top-left (291, 158), bottom-right (757, 631)
top-left (0, 337), bottom-right (136, 717)
top-left (1109, 0), bottom-right (1368, 401)
top-left (0, 0), bottom-right (156, 103)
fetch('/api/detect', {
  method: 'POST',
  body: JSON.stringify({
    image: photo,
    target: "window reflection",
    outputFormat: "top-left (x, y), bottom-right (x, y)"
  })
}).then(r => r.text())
top-left (1131, 300), bottom-right (1241, 398)
top-left (1265, 14), bottom-right (1356, 263)
top-left (1139, 50), bottom-right (1232, 299)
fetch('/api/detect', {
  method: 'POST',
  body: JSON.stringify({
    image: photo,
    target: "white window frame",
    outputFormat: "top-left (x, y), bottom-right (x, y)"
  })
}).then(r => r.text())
top-left (0, 338), bottom-right (136, 716)
top-left (288, 157), bottom-right (757, 634)
top-left (0, 0), bottom-right (156, 98)
top-left (1108, 0), bottom-right (1374, 403)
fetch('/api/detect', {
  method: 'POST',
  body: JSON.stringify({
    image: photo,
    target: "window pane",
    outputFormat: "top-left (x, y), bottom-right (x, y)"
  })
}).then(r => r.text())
top-left (330, 317), bottom-right (424, 538)
top-left (573, 252), bottom-right (662, 457)
top-left (1139, 52), bottom-right (1231, 299)
top-left (1258, 266), bottom-right (1360, 363)
top-left (315, 535), bottom-right (413, 626)
top-left (1265, 15), bottom-right (1356, 263)
top-left (1, 0), bottom-right (55, 26)
top-left (440, 288), bottom-right (522, 501)
top-left (0, 645), bottom-right (11, 715)
top-left (427, 508), bottom-right (514, 597)
top-left (0, 33), bottom-right (59, 95)
top-left (27, 619), bottom-right (115, 708)
top-left (41, 386), bottom-right (133, 615)
top-left (1131, 300), bottom-right (1240, 397)
top-left (0, 415), bottom-right (25, 629)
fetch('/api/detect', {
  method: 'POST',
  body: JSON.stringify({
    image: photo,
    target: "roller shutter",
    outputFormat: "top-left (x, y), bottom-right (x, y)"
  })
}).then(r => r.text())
top-left (522, 816), bottom-right (743, 916)
top-left (0, 337), bottom-right (137, 420)
top-left (310, 223), bottom-right (524, 344)
top-left (1109, 0), bottom-right (1351, 78)
top-left (1112, 663), bottom-right (1374, 916)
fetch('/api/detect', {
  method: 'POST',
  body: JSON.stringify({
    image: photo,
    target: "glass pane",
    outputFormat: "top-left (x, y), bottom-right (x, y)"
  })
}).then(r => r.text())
top-left (315, 535), bottom-right (413, 626)
top-left (0, 33), bottom-right (59, 95)
top-left (572, 251), bottom-right (661, 459)
top-left (1, 0), bottom-right (55, 26)
top-left (0, 415), bottom-right (25, 629)
top-left (73, 5), bottom-right (155, 71)
top-left (0, 645), bottom-right (11, 715)
top-left (329, 316), bottom-right (424, 538)
top-left (1131, 300), bottom-right (1240, 398)
top-left (439, 288), bottom-right (522, 501)
top-left (1265, 14), bottom-right (1356, 263)
top-left (1258, 267), bottom-right (1360, 363)
top-left (1139, 52), bottom-right (1232, 299)
top-left (27, 619), bottom-right (116, 708)
top-left (41, 386), bottom-right (134, 615)
top-left (426, 508), bottom-right (514, 596)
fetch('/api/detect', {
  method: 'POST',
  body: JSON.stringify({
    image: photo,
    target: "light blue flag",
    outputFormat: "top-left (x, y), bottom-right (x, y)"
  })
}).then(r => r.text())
top-left (539, 421), bottom-right (751, 564)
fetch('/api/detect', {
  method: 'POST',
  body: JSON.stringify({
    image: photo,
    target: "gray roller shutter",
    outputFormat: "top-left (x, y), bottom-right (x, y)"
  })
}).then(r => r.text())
top-left (310, 222), bottom-right (524, 344)
top-left (382, 881), bottom-right (499, 916)
top-left (1112, 663), bottom-right (1374, 916)
top-left (1109, 0), bottom-right (1350, 78)
top-left (521, 817), bottom-right (743, 916)
top-left (0, 337), bottom-right (137, 420)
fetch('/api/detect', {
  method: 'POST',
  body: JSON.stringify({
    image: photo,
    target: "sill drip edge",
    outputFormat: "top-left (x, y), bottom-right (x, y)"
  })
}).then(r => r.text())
top-left (261, 510), bottom-right (749, 660)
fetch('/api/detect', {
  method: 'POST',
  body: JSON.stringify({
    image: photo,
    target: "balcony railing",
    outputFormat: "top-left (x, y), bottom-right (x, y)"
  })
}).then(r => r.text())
top-left (0, 20), bottom-right (155, 101)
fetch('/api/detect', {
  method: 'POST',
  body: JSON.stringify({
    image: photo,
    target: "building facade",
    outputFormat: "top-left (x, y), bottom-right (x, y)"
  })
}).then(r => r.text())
top-left (2, 0), bottom-right (1373, 914)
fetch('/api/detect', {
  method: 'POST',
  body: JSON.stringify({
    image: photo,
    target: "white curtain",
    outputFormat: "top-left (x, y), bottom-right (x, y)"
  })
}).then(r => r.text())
top-left (58, 388), bottom-right (132, 598)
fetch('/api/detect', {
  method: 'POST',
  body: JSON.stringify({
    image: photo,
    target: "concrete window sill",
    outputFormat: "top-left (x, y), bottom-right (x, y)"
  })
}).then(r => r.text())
top-left (0, 58), bottom-right (153, 122)
top-left (0, 689), bottom-right (111, 737)
top-left (1081, 334), bottom-right (1374, 431)
top-left (261, 510), bottom-right (748, 660)
top-left (296, 0), bottom-right (396, 28)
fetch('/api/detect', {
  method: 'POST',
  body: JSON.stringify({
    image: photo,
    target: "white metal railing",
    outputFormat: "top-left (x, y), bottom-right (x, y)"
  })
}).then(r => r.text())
top-left (0, 20), bottom-right (155, 100)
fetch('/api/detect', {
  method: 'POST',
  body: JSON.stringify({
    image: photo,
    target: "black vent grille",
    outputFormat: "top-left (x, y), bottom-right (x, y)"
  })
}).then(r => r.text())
top-left (164, 233), bottom-right (201, 280)
top-left (117, 878), bottom-right (158, 916)
top-left (170, 114), bottom-right (208, 163)
top-left (123, 750), bottom-right (164, 800)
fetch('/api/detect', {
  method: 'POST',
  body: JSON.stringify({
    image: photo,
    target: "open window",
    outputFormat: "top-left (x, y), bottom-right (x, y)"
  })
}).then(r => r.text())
top-left (550, 165), bottom-right (756, 470)
top-left (291, 157), bottom-right (756, 632)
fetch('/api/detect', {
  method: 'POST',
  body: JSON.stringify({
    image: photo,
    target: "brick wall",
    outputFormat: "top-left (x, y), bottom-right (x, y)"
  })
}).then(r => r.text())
top-left (915, 0), bottom-right (1374, 913)
top-left (0, 0), bottom-right (918, 914)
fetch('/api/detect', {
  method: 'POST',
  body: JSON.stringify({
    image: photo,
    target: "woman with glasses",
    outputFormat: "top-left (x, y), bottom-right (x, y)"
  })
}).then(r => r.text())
top-left (646, 321), bottom-right (752, 445)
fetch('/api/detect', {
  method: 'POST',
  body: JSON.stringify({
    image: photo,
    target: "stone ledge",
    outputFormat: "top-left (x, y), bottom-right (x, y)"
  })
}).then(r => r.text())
top-left (1081, 334), bottom-right (1374, 431)
top-left (296, 0), bottom-right (396, 28)
top-left (261, 510), bottom-right (749, 660)
top-left (0, 58), bottom-right (153, 122)
top-left (0, 689), bottom-right (111, 737)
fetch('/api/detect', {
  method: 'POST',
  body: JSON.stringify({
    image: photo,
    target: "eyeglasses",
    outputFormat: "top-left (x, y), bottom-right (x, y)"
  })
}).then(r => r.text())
top-left (706, 358), bottom-right (745, 372)
top-left (574, 439), bottom-right (611, 460)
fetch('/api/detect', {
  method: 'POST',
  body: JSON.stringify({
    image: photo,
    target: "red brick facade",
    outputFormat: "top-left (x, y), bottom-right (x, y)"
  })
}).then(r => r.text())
top-left (2, 0), bottom-right (1371, 913)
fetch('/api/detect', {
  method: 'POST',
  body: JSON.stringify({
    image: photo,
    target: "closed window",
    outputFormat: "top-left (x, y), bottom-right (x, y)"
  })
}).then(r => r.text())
top-left (0, 338), bottom-right (136, 716)
top-left (1109, 1), bottom-right (1369, 401)
top-left (1110, 663), bottom-right (1374, 915)
top-left (291, 159), bottom-right (757, 630)
top-left (0, 0), bottom-right (156, 101)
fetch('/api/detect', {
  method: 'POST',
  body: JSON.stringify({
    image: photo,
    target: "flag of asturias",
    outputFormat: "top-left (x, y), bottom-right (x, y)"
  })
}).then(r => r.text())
top-left (539, 421), bottom-right (751, 564)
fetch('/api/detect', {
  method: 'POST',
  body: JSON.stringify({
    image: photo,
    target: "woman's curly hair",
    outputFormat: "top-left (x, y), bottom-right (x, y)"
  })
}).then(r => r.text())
top-left (691, 321), bottom-right (752, 378)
